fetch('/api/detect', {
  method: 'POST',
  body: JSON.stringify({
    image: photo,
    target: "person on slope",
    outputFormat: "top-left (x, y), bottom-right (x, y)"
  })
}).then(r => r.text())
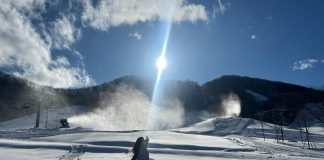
top-left (131, 136), bottom-right (149, 160)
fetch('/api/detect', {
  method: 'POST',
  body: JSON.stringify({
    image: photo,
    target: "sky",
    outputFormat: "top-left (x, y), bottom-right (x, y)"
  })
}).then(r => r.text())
top-left (0, 0), bottom-right (324, 88)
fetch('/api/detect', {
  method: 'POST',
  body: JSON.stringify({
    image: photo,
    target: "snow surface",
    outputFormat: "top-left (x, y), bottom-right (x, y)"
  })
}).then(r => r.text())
top-left (0, 108), bottom-right (324, 160)
top-left (0, 106), bottom-right (88, 130)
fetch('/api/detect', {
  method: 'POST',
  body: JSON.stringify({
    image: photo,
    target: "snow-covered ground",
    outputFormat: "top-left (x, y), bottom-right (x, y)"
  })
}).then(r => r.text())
top-left (0, 106), bottom-right (88, 130)
top-left (0, 107), bottom-right (324, 160)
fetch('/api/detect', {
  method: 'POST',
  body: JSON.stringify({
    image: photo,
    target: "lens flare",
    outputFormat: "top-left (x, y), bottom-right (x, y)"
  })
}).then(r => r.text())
top-left (147, 2), bottom-right (176, 130)
top-left (156, 55), bottom-right (167, 70)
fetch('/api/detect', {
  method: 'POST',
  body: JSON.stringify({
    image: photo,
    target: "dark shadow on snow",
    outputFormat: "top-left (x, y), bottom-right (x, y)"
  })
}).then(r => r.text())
top-left (85, 140), bottom-right (255, 152)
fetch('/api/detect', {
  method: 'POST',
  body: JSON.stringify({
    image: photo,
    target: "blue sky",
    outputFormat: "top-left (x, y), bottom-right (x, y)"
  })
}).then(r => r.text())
top-left (0, 0), bottom-right (323, 88)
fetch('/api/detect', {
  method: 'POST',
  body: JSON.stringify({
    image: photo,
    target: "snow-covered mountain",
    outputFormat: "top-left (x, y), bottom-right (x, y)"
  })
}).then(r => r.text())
top-left (1, 72), bottom-right (324, 125)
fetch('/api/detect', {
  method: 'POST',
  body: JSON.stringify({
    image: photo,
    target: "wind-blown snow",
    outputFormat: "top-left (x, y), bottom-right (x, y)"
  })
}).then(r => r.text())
top-left (245, 89), bottom-right (268, 102)
top-left (68, 85), bottom-right (185, 131)
top-left (220, 93), bottom-right (241, 117)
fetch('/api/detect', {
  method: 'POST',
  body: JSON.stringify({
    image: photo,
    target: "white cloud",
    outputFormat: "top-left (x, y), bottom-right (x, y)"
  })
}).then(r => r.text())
top-left (0, 1), bottom-right (94, 88)
top-left (7, 0), bottom-right (46, 17)
top-left (50, 15), bottom-right (82, 49)
top-left (0, 0), bottom-right (210, 88)
top-left (50, 56), bottom-right (70, 67)
top-left (251, 35), bottom-right (257, 41)
top-left (213, 0), bottom-right (230, 17)
top-left (129, 31), bottom-right (142, 40)
top-left (81, 0), bottom-right (208, 31)
top-left (217, 0), bottom-right (226, 15)
top-left (293, 59), bottom-right (319, 71)
top-left (321, 59), bottom-right (324, 63)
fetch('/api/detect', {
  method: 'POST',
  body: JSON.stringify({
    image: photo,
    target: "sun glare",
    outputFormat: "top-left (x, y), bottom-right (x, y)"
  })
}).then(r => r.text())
top-left (156, 55), bottom-right (167, 70)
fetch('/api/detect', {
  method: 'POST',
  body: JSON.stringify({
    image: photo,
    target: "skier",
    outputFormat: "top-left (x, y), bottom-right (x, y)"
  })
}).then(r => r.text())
top-left (131, 136), bottom-right (149, 160)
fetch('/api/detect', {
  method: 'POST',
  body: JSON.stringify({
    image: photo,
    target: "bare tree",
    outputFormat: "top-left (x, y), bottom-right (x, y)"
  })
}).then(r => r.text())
top-left (34, 88), bottom-right (55, 128)
top-left (35, 103), bottom-right (40, 128)
top-left (45, 107), bottom-right (49, 128)
top-left (212, 117), bottom-right (217, 129)
top-left (298, 122), bottom-right (305, 146)
top-left (255, 107), bottom-right (320, 149)
top-left (296, 109), bottom-right (317, 149)
top-left (279, 110), bottom-right (285, 143)
top-left (302, 119), bottom-right (317, 149)
top-left (261, 113), bottom-right (265, 141)
top-left (271, 110), bottom-right (283, 143)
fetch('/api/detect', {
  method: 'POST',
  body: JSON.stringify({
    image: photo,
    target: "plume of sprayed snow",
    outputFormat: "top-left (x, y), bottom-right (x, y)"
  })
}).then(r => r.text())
top-left (182, 110), bottom-right (210, 126)
top-left (147, 99), bottom-right (184, 130)
top-left (220, 93), bottom-right (241, 117)
top-left (68, 84), bottom-right (184, 131)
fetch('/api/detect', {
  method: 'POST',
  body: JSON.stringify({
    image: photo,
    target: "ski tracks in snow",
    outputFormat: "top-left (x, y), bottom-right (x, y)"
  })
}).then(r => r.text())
top-left (227, 136), bottom-right (324, 159)
top-left (58, 145), bottom-right (86, 160)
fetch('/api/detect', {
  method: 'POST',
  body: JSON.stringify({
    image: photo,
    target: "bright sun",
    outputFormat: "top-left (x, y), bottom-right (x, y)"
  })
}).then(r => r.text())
top-left (156, 55), bottom-right (167, 70)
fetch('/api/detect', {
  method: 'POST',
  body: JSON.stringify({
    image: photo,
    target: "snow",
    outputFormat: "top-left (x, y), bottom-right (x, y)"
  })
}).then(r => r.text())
top-left (174, 118), bottom-right (215, 133)
top-left (0, 108), bottom-right (324, 160)
top-left (175, 117), bottom-right (272, 135)
top-left (0, 106), bottom-right (88, 130)
top-left (245, 89), bottom-right (268, 102)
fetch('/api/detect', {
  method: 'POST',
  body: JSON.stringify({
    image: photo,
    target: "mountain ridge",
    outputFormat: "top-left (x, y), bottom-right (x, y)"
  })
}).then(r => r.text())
top-left (0, 71), bottom-right (323, 124)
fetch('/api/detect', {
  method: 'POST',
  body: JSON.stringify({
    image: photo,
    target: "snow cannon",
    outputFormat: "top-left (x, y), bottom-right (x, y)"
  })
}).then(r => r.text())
top-left (60, 119), bottom-right (70, 128)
